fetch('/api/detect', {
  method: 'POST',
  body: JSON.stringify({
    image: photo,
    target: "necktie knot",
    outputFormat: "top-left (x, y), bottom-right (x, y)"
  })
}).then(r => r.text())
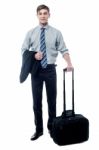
top-left (41, 28), bottom-right (45, 31)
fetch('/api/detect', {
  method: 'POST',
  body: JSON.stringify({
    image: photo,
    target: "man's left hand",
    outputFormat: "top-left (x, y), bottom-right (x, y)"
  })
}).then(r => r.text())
top-left (66, 64), bottom-right (74, 72)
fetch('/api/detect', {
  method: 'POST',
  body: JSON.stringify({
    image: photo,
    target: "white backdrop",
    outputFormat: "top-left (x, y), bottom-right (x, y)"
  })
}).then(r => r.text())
top-left (0, 0), bottom-right (99, 149)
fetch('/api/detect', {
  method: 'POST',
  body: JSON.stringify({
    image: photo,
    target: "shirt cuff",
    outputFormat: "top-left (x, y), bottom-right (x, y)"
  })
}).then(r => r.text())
top-left (61, 49), bottom-right (69, 56)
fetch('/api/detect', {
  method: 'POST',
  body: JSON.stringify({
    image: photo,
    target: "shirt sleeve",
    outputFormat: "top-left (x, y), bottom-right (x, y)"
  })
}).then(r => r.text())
top-left (56, 31), bottom-right (69, 56)
top-left (21, 30), bottom-right (31, 55)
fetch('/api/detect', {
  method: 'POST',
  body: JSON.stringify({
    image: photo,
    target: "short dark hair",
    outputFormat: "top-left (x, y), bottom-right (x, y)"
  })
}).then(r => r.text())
top-left (37, 4), bottom-right (50, 13)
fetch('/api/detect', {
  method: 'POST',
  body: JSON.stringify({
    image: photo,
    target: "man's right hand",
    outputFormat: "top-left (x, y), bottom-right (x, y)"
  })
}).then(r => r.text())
top-left (35, 52), bottom-right (43, 60)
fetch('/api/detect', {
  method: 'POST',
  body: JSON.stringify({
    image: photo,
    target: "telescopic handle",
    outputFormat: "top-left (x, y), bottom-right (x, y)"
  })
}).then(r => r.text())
top-left (63, 68), bottom-right (74, 114)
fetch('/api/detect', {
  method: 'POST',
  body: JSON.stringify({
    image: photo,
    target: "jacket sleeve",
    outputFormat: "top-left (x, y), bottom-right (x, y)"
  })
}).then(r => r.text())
top-left (19, 51), bottom-right (38, 83)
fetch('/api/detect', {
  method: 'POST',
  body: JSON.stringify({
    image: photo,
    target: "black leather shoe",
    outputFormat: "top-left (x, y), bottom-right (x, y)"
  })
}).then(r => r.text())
top-left (30, 132), bottom-right (43, 141)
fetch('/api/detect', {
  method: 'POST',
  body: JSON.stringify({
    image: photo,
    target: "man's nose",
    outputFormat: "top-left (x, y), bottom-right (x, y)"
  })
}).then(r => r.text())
top-left (41, 15), bottom-right (45, 17)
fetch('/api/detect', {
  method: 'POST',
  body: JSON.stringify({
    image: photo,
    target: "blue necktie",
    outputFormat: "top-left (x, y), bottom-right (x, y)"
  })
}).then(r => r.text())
top-left (40, 28), bottom-right (47, 68)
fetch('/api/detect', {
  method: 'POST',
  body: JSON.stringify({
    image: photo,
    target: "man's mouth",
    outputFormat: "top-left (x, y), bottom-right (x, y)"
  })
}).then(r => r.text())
top-left (41, 19), bottom-right (45, 21)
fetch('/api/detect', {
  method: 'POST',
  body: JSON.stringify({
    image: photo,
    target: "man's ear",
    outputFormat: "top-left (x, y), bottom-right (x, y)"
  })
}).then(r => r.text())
top-left (49, 13), bottom-right (50, 18)
top-left (36, 13), bottom-right (38, 17)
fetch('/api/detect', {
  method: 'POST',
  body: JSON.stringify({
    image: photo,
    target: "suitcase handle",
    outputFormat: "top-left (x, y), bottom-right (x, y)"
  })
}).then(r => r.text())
top-left (63, 68), bottom-right (75, 115)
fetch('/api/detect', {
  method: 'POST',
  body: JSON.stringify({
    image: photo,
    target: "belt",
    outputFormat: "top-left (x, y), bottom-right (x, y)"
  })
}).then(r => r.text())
top-left (39, 64), bottom-right (57, 70)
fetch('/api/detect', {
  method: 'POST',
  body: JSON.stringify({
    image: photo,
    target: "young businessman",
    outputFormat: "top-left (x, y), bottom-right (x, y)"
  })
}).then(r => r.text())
top-left (21, 4), bottom-right (73, 140)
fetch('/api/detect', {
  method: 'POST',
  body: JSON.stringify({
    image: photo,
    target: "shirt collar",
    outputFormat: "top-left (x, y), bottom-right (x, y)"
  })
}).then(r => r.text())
top-left (38, 24), bottom-right (49, 30)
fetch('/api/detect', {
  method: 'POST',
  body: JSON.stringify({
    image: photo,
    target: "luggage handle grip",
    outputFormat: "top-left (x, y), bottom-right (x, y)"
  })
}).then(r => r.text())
top-left (63, 68), bottom-right (74, 72)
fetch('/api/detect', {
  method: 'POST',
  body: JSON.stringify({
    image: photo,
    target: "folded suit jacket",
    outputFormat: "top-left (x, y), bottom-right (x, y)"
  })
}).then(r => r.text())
top-left (19, 50), bottom-right (40, 83)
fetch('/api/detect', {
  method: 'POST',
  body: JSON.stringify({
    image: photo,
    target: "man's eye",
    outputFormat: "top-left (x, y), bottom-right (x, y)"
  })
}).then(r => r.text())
top-left (44, 13), bottom-right (47, 15)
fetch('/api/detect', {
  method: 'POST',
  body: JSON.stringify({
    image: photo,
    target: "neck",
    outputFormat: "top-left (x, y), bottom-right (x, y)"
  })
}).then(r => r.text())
top-left (40, 22), bottom-right (48, 27)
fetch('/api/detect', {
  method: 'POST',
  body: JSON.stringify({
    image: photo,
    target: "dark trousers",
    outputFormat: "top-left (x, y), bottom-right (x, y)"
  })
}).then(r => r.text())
top-left (31, 64), bottom-right (57, 132)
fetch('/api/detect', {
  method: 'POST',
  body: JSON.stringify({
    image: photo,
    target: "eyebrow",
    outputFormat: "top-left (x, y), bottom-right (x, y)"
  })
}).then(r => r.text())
top-left (39, 12), bottom-right (48, 14)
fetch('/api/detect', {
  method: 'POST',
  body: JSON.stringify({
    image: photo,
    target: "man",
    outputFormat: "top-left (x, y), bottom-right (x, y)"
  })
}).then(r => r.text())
top-left (21, 4), bottom-right (73, 141)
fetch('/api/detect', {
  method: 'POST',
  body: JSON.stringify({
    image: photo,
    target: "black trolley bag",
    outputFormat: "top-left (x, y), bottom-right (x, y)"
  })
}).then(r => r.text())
top-left (51, 68), bottom-right (89, 146)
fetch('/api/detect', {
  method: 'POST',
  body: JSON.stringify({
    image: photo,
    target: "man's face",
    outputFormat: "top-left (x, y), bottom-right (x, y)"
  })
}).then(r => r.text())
top-left (37, 9), bottom-right (50, 25)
